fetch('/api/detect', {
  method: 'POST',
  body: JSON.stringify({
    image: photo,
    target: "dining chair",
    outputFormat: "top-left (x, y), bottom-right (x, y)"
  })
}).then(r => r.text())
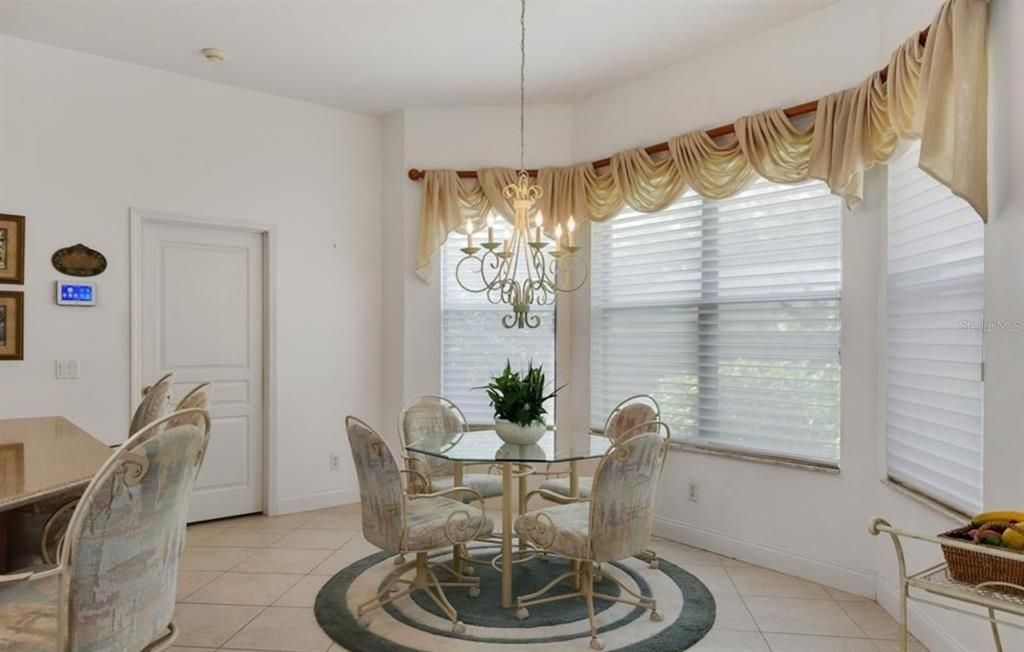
top-left (539, 394), bottom-right (660, 499)
top-left (346, 416), bottom-right (493, 633)
top-left (513, 421), bottom-right (671, 650)
top-left (36, 378), bottom-right (206, 566)
top-left (0, 408), bottom-right (212, 652)
top-left (175, 382), bottom-right (211, 412)
top-left (398, 395), bottom-right (504, 498)
top-left (398, 395), bottom-right (532, 571)
top-left (538, 394), bottom-right (661, 567)
top-left (129, 372), bottom-right (175, 435)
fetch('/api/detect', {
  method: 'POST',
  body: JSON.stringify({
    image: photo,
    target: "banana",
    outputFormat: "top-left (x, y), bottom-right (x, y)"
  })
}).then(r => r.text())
top-left (972, 510), bottom-right (1024, 527)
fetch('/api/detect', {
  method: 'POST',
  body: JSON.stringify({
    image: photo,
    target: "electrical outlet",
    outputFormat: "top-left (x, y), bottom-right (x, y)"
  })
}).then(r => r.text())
top-left (688, 482), bottom-right (699, 502)
top-left (329, 454), bottom-right (341, 471)
top-left (55, 360), bottom-right (80, 379)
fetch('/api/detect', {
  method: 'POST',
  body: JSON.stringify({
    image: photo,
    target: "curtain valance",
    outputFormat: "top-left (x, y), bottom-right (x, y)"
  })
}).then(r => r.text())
top-left (416, 0), bottom-right (989, 275)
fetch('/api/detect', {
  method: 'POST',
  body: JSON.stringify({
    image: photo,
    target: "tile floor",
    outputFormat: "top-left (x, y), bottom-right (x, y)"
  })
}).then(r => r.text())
top-left (168, 503), bottom-right (927, 652)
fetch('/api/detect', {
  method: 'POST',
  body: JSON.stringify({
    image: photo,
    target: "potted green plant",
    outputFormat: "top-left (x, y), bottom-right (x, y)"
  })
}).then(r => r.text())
top-left (480, 360), bottom-right (563, 445)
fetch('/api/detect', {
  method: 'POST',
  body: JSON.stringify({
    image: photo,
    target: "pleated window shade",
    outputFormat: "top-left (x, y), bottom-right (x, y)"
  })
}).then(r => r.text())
top-left (441, 216), bottom-right (556, 424)
top-left (591, 178), bottom-right (843, 463)
top-left (886, 145), bottom-right (984, 514)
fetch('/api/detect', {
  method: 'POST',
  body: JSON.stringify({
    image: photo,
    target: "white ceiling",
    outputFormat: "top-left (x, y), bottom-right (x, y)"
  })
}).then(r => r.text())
top-left (0, 0), bottom-right (837, 115)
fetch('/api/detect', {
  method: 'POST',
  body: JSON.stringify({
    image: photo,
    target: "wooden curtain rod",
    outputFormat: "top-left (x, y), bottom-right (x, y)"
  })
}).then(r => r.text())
top-left (408, 27), bottom-right (929, 182)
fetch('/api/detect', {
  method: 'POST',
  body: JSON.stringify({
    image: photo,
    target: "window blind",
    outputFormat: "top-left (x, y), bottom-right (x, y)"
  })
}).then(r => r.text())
top-left (591, 178), bottom-right (842, 462)
top-left (441, 218), bottom-right (556, 424)
top-left (886, 145), bottom-right (984, 514)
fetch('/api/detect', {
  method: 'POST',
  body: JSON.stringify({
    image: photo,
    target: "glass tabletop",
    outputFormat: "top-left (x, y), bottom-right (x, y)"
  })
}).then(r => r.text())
top-left (405, 429), bottom-right (611, 463)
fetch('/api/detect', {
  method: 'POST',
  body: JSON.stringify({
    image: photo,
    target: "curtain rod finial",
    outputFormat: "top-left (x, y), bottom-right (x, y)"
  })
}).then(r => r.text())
top-left (408, 168), bottom-right (424, 181)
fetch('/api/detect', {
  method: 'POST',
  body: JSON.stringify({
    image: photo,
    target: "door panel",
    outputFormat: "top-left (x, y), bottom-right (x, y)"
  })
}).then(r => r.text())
top-left (140, 220), bottom-right (264, 522)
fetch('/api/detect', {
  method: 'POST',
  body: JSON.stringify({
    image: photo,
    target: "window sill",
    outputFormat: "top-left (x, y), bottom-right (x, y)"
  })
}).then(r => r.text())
top-left (668, 439), bottom-right (840, 475)
top-left (881, 477), bottom-right (971, 523)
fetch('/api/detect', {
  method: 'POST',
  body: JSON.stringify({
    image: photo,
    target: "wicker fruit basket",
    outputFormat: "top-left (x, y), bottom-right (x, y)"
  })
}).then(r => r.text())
top-left (939, 522), bottom-right (1024, 594)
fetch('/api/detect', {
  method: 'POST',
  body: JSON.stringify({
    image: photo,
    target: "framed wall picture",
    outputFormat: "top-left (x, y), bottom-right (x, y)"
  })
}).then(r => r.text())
top-left (0, 291), bottom-right (24, 360)
top-left (0, 214), bottom-right (26, 285)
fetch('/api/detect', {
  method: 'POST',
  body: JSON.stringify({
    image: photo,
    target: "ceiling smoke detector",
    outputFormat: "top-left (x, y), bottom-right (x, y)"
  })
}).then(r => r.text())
top-left (200, 48), bottom-right (225, 62)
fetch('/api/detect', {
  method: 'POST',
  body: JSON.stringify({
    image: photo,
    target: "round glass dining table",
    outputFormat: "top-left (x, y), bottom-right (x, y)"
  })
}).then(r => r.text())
top-left (405, 428), bottom-right (610, 608)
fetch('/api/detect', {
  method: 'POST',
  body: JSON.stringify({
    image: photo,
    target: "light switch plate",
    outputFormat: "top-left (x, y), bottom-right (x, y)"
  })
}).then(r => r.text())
top-left (55, 360), bottom-right (80, 379)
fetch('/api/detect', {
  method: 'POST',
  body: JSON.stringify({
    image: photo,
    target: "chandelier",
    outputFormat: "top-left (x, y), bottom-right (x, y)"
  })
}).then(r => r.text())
top-left (454, 0), bottom-right (587, 329)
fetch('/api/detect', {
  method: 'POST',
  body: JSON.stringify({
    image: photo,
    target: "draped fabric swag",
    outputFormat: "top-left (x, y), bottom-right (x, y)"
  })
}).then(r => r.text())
top-left (416, 0), bottom-right (989, 275)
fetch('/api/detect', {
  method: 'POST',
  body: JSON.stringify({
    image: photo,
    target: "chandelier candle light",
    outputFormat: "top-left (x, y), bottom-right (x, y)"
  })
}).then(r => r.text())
top-left (455, 0), bottom-right (587, 329)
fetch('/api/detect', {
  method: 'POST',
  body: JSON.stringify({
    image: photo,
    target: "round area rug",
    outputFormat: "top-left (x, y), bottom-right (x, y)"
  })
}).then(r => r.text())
top-left (314, 546), bottom-right (716, 651)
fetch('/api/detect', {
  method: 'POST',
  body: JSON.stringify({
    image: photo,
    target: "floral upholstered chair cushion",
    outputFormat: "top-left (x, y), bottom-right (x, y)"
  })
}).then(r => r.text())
top-left (405, 496), bottom-right (494, 550)
top-left (514, 502), bottom-right (590, 560)
top-left (605, 400), bottom-right (660, 441)
top-left (588, 431), bottom-right (666, 563)
top-left (0, 412), bottom-right (210, 652)
top-left (348, 417), bottom-right (406, 552)
top-left (165, 383), bottom-right (211, 430)
top-left (129, 372), bottom-right (174, 435)
top-left (515, 429), bottom-right (668, 564)
top-left (400, 397), bottom-right (464, 479)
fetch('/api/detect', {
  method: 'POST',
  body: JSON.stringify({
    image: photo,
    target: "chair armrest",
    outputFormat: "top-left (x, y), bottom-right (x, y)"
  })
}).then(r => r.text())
top-left (0, 571), bottom-right (34, 585)
top-left (523, 488), bottom-right (587, 512)
top-left (399, 468), bottom-right (432, 495)
top-left (0, 566), bottom-right (61, 586)
top-left (408, 486), bottom-right (487, 543)
top-left (403, 455), bottom-right (430, 476)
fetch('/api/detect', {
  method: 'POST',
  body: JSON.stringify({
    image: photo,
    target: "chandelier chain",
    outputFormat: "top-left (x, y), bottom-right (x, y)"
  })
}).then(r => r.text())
top-left (519, 0), bottom-right (526, 172)
top-left (452, 0), bottom-right (588, 329)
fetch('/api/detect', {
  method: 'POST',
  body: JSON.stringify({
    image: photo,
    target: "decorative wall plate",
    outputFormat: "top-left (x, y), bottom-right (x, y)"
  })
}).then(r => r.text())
top-left (52, 243), bottom-right (107, 277)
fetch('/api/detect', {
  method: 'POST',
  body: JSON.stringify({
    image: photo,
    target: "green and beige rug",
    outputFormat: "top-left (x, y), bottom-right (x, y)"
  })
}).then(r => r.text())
top-left (315, 546), bottom-right (716, 651)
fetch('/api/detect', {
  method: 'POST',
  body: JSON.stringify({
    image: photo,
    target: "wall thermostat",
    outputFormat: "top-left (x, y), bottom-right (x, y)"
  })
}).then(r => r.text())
top-left (56, 281), bottom-right (96, 306)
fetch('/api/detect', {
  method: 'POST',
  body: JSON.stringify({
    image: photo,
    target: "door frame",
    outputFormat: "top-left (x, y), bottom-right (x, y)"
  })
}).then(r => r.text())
top-left (129, 208), bottom-right (279, 516)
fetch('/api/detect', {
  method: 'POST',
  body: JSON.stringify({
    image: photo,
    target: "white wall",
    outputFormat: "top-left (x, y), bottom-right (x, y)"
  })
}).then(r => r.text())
top-left (0, 36), bottom-right (383, 514)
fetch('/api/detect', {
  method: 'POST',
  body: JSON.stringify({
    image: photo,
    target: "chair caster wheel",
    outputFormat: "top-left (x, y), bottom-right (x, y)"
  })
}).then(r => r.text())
top-left (590, 637), bottom-right (605, 650)
top-left (515, 607), bottom-right (529, 621)
top-left (648, 559), bottom-right (659, 570)
top-left (463, 565), bottom-right (475, 576)
top-left (394, 554), bottom-right (405, 566)
top-left (451, 621), bottom-right (466, 635)
top-left (468, 586), bottom-right (481, 598)
top-left (357, 616), bottom-right (371, 627)
top-left (650, 610), bottom-right (664, 622)
top-left (539, 553), bottom-right (550, 562)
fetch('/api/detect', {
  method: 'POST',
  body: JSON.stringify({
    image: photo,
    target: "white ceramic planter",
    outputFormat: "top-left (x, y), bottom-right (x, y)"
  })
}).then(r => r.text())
top-left (494, 418), bottom-right (545, 445)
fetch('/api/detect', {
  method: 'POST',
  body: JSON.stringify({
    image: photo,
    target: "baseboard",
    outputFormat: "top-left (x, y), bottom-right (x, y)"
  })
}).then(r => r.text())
top-left (273, 487), bottom-right (360, 515)
top-left (652, 515), bottom-right (877, 597)
top-left (875, 576), bottom-right (968, 652)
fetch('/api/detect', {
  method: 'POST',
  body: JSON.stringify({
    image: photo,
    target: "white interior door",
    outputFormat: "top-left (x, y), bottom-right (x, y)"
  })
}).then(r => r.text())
top-left (138, 218), bottom-right (264, 522)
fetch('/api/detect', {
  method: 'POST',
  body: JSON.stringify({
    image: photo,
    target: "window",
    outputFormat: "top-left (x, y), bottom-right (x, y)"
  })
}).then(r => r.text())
top-left (441, 217), bottom-right (556, 423)
top-left (886, 145), bottom-right (984, 514)
top-left (591, 178), bottom-right (842, 463)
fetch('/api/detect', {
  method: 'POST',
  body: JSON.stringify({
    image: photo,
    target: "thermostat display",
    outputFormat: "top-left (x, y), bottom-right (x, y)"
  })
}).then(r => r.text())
top-left (56, 281), bottom-right (96, 306)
